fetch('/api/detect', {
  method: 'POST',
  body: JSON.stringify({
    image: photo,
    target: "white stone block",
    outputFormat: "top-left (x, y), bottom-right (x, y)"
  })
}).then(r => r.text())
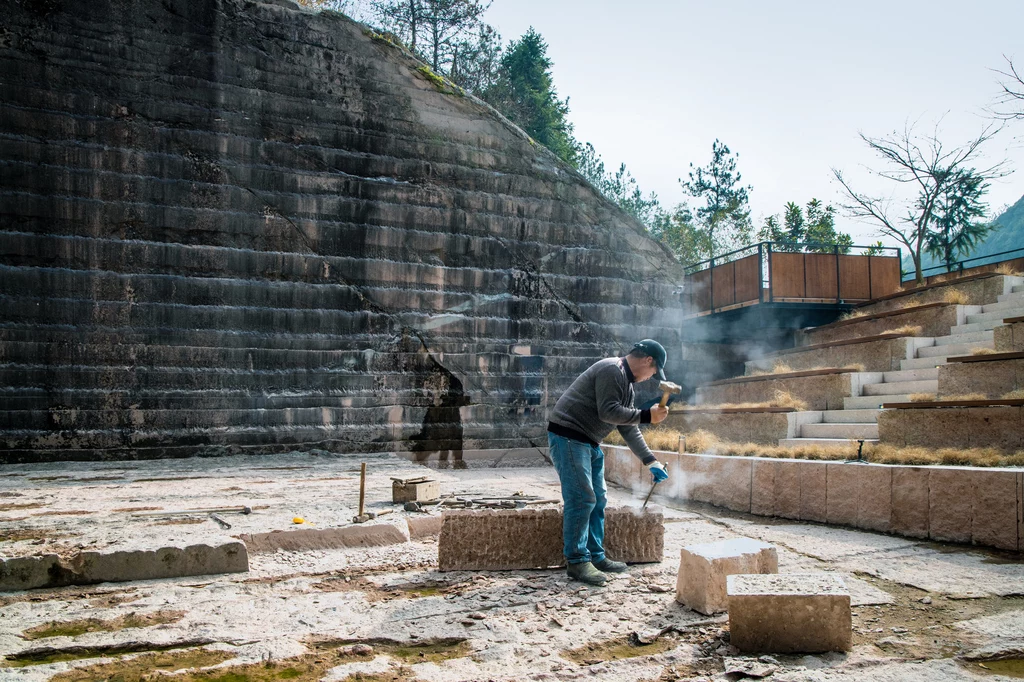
top-left (727, 573), bottom-right (852, 653)
top-left (675, 538), bottom-right (778, 615)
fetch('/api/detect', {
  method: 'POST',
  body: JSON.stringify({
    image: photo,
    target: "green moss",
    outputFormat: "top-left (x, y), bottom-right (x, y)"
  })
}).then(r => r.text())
top-left (8, 645), bottom-right (229, 672)
top-left (561, 635), bottom-right (679, 664)
top-left (21, 610), bottom-right (185, 640)
top-left (414, 66), bottom-right (464, 97)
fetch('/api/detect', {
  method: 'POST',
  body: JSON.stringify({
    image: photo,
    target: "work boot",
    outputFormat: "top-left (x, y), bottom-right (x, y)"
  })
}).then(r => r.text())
top-left (566, 561), bottom-right (607, 586)
top-left (593, 557), bottom-right (627, 573)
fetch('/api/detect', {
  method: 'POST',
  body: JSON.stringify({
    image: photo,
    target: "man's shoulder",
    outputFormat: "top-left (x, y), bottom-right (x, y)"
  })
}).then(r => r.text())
top-left (588, 357), bottom-right (625, 377)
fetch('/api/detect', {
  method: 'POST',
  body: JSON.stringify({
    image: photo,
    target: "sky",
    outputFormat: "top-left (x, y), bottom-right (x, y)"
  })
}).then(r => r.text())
top-left (479, 0), bottom-right (1024, 250)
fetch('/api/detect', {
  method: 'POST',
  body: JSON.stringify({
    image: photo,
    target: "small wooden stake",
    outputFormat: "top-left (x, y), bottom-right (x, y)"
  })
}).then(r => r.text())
top-left (358, 462), bottom-right (367, 518)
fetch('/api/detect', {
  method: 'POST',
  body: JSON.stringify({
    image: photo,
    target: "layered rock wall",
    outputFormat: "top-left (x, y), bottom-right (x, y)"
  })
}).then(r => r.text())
top-left (0, 0), bottom-right (683, 462)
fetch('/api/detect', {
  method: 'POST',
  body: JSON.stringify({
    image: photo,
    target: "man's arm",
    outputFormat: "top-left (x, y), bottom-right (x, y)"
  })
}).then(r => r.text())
top-left (616, 424), bottom-right (656, 465)
top-left (594, 368), bottom-right (649, 425)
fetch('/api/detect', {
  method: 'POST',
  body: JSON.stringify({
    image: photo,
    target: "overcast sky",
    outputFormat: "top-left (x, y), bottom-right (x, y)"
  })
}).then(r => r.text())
top-left (481, 0), bottom-right (1024, 248)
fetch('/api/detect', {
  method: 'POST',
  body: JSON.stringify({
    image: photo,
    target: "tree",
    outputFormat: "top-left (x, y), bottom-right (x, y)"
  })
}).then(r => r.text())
top-left (447, 23), bottom-right (503, 95)
top-left (648, 205), bottom-right (704, 265)
top-left (832, 122), bottom-right (1008, 284)
top-left (924, 169), bottom-right (992, 272)
top-left (757, 199), bottom-right (853, 253)
top-left (993, 56), bottom-right (1024, 120)
top-left (680, 140), bottom-right (753, 256)
top-left (576, 143), bottom-right (661, 227)
top-left (481, 28), bottom-right (578, 165)
top-left (372, 0), bottom-right (492, 75)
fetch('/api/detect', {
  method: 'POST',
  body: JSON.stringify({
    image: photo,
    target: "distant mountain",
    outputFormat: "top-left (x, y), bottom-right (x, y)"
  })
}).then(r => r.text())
top-left (903, 193), bottom-right (1024, 277)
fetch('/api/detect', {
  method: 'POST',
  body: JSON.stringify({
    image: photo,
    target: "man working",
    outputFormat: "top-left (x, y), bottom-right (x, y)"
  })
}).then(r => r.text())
top-left (547, 339), bottom-right (671, 586)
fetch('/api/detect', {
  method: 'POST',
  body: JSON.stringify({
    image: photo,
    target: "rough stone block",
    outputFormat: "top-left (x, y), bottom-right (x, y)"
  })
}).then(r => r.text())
top-left (727, 573), bottom-right (852, 653)
top-left (1018, 472), bottom-right (1023, 553)
top-left (392, 479), bottom-right (440, 503)
top-left (241, 525), bottom-right (407, 553)
top-left (0, 554), bottom-right (60, 591)
top-left (773, 461), bottom-right (802, 520)
top-left (971, 470), bottom-right (1019, 551)
top-left (929, 469), bottom-right (973, 544)
top-left (826, 464), bottom-right (892, 533)
top-left (750, 460), bottom-right (776, 516)
top-left (437, 506), bottom-right (664, 571)
top-left (708, 456), bottom-right (753, 513)
top-left (406, 515), bottom-right (444, 540)
top-left (891, 467), bottom-right (930, 539)
top-left (675, 538), bottom-right (777, 615)
top-left (967, 407), bottom-right (1024, 451)
top-left (66, 543), bottom-right (249, 583)
top-left (799, 461), bottom-right (828, 523)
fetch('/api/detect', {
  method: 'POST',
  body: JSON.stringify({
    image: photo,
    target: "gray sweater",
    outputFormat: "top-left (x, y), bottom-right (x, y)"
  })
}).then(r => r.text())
top-left (548, 357), bottom-right (657, 464)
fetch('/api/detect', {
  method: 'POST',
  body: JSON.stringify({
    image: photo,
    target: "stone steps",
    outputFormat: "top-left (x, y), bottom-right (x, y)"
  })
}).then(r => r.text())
top-left (965, 307), bottom-right (1024, 326)
top-left (900, 356), bottom-right (948, 370)
top-left (822, 408), bottom-right (882, 423)
top-left (934, 330), bottom-right (995, 345)
top-left (881, 368), bottom-right (939, 383)
top-left (844, 394), bottom-right (914, 409)
top-left (800, 422), bottom-right (879, 439)
top-left (862, 379), bottom-right (938, 396)
top-left (916, 340), bottom-right (994, 358)
top-left (981, 296), bottom-right (1024, 313)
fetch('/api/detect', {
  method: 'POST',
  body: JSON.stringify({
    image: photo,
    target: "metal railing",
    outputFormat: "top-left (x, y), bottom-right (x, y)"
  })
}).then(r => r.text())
top-left (908, 246), bottom-right (1024, 281)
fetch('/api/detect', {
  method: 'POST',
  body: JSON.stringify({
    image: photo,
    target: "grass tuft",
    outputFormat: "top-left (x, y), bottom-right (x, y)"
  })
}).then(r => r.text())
top-left (1001, 389), bottom-right (1024, 400)
top-left (970, 347), bottom-right (998, 355)
top-left (994, 263), bottom-right (1023, 276)
top-left (909, 393), bottom-right (936, 402)
top-left (881, 324), bottom-right (923, 337)
top-left (943, 289), bottom-right (970, 304)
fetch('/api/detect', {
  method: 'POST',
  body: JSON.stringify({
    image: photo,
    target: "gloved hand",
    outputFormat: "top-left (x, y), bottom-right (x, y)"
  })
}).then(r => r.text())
top-left (649, 461), bottom-right (669, 484)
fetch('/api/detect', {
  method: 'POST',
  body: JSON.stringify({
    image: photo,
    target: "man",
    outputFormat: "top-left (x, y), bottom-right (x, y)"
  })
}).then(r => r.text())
top-left (547, 339), bottom-right (671, 586)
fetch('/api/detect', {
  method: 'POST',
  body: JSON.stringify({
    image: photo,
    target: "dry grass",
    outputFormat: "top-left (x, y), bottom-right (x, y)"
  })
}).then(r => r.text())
top-left (1001, 389), bottom-right (1024, 400)
top-left (970, 347), bottom-right (998, 355)
top-left (839, 309), bottom-right (868, 321)
top-left (994, 263), bottom-right (1022, 277)
top-left (881, 324), bottom-right (923, 337)
top-left (749, 363), bottom-right (865, 377)
top-left (909, 393), bottom-right (936, 402)
top-left (943, 289), bottom-right (970, 304)
top-left (606, 431), bottom-right (1024, 467)
top-left (770, 389), bottom-right (809, 411)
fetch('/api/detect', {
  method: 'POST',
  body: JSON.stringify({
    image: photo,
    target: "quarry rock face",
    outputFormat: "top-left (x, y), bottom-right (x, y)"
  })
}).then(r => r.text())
top-left (0, 0), bottom-right (683, 462)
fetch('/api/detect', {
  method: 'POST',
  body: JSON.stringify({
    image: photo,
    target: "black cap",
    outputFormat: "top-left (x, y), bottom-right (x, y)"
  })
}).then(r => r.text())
top-left (631, 339), bottom-right (667, 381)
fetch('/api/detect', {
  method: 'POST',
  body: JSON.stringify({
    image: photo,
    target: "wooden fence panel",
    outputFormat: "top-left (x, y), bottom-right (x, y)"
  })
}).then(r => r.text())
top-left (770, 252), bottom-right (805, 299)
top-left (712, 261), bottom-right (736, 309)
top-left (804, 253), bottom-right (838, 299)
top-left (870, 257), bottom-right (901, 298)
top-left (733, 254), bottom-right (761, 305)
top-left (688, 269), bottom-right (711, 313)
top-left (839, 255), bottom-right (871, 300)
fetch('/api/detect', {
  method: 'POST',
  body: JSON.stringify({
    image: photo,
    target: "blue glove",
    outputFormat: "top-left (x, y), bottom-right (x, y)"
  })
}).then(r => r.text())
top-left (649, 461), bottom-right (669, 483)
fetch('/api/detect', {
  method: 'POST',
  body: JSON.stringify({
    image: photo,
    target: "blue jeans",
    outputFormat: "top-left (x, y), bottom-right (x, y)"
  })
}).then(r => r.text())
top-left (548, 432), bottom-right (607, 565)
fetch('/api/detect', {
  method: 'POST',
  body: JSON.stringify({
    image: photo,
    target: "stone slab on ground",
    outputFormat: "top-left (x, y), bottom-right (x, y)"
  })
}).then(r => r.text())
top-left (239, 525), bottom-right (408, 553)
top-left (675, 538), bottom-right (778, 615)
top-left (437, 506), bottom-right (664, 571)
top-left (0, 542), bottom-right (248, 591)
top-left (727, 573), bottom-right (852, 653)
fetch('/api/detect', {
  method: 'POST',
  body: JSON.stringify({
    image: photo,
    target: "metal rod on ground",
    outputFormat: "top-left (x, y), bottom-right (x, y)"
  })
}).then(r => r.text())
top-left (358, 462), bottom-right (367, 518)
top-left (131, 506), bottom-right (252, 518)
top-left (642, 481), bottom-right (658, 509)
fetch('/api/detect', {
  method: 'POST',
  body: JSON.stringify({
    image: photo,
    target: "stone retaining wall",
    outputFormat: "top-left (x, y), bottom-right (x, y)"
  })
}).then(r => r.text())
top-left (938, 357), bottom-right (1024, 398)
top-left (798, 304), bottom-right (969, 347)
top-left (995, 321), bottom-right (1024, 352)
top-left (745, 336), bottom-right (925, 374)
top-left (878, 405), bottom-right (1024, 451)
top-left (663, 410), bottom-right (792, 445)
top-left (602, 445), bottom-right (1023, 552)
top-left (695, 371), bottom-right (879, 412)
top-left (855, 275), bottom-right (1019, 316)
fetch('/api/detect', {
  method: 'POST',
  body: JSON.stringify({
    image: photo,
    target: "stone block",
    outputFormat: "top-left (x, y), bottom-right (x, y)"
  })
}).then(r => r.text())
top-left (241, 525), bottom-right (408, 553)
top-left (750, 460), bottom-right (776, 516)
top-left (929, 469), bottom-right (972, 544)
top-left (967, 407), bottom-right (1024, 451)
top-left (971, 470), bottom-right (1019, 551)
top-left (799, 461), bottom-right (828, 523)
top-left (0, 554), bottom-right (60, 591)
top-left (407, 515), bottom-right (444, 540)
top-left (675, 538), bottom-right (777, 615)
top-left (938, 360), bottom-right (1019, 398)
top-left (392, 479), bottom-right (440, 503)
top-left (437, 506), bottom-right (664, 571)
top-left (826, 464), bottom-right (892, 533)
top-left (773, 461), bottom-right (802, 520)
top-left (891, 467), bottom-right (930, 539)
top-left (64, 543), bottom-right (248, 584)
top-left (707, 456), bottom-right (752, 513)
top-left (727, 573), bottom-right (852, 653)
top-left (1018, 472), bottom-right (1023, 553)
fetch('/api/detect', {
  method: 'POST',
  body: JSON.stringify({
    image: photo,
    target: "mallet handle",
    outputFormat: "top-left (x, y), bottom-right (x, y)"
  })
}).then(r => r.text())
top-left (658, 392), bottom-right (671, 408)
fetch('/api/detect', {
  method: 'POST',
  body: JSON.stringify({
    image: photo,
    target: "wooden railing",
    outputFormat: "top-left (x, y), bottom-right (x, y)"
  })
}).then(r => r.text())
top-left (684, 242), bottom-right (902, 315)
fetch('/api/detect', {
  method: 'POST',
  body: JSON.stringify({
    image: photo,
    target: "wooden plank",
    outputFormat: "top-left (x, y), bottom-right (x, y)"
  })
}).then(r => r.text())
top-left (733, 254), bottom-right (761, 304)
top-left (688, 269), bottom-right (712, 313)
top-left (869, 256), bottom-right (901, 298)
top-left (712, 260), bottom-right (736, 309)
top-left (705, 367), bottom-right (864, 386)
top-left (770, 252), bottom-right (805, 298)
top-left (673, 407), bottom-right (796, 414)
top-left (838, 255), bottom-right (871, 300)
top-left (804, 253), bottom-right (838, 299)
top-left (882, 399), bottom-right (1024, 409)
top-left (947, 351), bottom-right (1024, 363)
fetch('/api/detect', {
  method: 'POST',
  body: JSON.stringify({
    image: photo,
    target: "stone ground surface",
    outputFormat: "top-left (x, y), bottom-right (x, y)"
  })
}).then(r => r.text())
top-left (0, 453), bottom-right (1022, 681)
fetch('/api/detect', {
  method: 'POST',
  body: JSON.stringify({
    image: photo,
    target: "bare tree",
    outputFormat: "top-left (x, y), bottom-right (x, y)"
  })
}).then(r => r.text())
top-left (372, 0), bottom-right (491, 74)
top-left (832, 122), bottom-right (1009, 284)
top-left (993, 55), bottom-right (1024, 120)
